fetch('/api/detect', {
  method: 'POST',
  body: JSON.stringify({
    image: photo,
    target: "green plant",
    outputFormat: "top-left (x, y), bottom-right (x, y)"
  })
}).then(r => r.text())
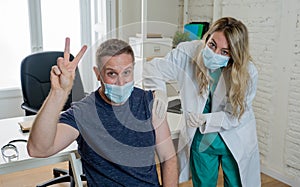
top-left (172, 31), bottom-right (191, 48)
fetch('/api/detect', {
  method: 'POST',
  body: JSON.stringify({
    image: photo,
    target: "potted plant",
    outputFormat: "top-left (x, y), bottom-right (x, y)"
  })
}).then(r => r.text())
top-left (172, 31), bottom-right (191, 48)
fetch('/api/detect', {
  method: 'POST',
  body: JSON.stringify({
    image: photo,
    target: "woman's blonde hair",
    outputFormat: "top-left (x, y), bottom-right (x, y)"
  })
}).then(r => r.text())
top-left (194, 17), bottom-right (252, 119)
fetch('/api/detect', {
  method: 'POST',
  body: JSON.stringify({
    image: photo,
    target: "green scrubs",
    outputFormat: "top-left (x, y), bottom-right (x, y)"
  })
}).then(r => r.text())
top-left (190, 68), bottom-right (242, 187)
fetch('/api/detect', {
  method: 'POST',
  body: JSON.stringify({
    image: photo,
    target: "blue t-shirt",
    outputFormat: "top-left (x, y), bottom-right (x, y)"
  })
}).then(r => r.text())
top-left (59, 87), bottom-right (160, 187)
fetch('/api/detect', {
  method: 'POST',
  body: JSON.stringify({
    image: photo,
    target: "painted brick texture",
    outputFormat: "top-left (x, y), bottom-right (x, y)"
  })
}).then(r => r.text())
top-left (285, 7), bottom-right (300, 179)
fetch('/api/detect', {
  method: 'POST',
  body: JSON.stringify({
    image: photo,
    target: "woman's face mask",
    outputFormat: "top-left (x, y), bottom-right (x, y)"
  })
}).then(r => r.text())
top-left (104, 81), bottom-right (134, 104)
top-left (202, 45), bottom-right (230, 70)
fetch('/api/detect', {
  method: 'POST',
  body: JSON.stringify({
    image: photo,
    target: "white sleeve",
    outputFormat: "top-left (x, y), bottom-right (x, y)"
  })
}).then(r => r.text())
top-left (143, 40), bottom-right (201, 91)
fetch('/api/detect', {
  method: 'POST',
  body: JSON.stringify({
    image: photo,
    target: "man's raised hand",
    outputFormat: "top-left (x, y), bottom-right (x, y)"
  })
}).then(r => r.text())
top-left (51, 37), bottom-right (87, 93)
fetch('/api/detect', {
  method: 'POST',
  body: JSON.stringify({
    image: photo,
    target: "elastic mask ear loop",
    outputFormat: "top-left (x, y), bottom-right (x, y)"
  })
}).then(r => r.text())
top-left (1, 139), bottom-right (27, 163)
top-left (99, 75), bottom-right (106, 90)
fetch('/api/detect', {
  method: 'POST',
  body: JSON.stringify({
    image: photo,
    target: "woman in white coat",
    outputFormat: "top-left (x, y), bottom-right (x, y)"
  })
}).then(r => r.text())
top-left (143, 17), bottom-right (261, 187)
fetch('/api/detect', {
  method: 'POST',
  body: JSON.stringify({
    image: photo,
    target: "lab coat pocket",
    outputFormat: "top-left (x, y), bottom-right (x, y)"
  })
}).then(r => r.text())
top-left (237, 119), bottom-right (258, 156)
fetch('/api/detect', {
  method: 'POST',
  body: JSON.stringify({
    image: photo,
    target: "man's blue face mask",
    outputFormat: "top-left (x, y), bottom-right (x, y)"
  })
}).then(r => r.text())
top-left (104, 81), bottom-right (134, 104)
top-left (202, 45), bottom-right (230, 70)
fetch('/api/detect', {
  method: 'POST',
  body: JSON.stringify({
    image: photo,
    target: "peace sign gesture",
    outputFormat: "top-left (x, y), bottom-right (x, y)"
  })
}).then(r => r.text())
top-left (51, 37), bottom-right (87, 94)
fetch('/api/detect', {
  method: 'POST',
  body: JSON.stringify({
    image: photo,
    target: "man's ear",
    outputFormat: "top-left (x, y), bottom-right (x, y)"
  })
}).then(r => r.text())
top-left (93, 66), bottom-right (101, 81)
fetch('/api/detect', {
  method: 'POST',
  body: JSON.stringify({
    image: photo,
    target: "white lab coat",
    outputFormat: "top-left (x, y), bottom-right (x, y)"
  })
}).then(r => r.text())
top-left (143, 40), bottom-right (261, 187)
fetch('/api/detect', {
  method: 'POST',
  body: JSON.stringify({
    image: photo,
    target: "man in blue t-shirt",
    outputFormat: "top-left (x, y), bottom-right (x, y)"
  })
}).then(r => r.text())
top-left (27, 38), bottom-right (178, 186)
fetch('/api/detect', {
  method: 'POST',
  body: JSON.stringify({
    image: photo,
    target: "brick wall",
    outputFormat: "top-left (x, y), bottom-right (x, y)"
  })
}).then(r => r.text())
top-left (188, 0), bottom-right (213, 23)
top-left (285, 5), bottom-right (300, 180)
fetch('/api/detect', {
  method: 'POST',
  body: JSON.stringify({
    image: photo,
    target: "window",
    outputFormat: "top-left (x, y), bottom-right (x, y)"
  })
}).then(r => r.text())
top-left (0, 0), bottom-right (109, 91)
top-left (41, 0), bottom-right (81, 53)
top-left (0, 1), bottom-right (31, 89)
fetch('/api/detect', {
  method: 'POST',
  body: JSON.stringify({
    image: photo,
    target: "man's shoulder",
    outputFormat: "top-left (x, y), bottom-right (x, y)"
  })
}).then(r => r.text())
top-left (70, 91), bottom-right (98, 111)
top-left (132, 87), bottom-right (153, 100)
top-left (133, 87), bottom-right (151, 93)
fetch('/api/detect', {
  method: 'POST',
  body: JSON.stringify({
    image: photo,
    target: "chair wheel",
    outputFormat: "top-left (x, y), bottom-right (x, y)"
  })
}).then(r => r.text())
top-left (53, 170), bottom-right (61, 178)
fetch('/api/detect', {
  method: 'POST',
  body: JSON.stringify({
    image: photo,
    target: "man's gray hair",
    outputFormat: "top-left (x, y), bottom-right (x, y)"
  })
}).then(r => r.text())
top-left (96, 39), bottom-right (135, 68)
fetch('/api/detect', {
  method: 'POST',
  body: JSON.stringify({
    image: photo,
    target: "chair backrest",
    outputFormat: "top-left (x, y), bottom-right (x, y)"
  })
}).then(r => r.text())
top-left (20, 51), bottom-right (85, 116)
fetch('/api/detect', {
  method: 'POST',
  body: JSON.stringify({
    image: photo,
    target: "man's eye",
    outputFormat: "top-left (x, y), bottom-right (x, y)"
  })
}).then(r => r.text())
top-left (123, 70), bottom-right (132, 76)
top-left (107, 72), bottom-right (117, 77)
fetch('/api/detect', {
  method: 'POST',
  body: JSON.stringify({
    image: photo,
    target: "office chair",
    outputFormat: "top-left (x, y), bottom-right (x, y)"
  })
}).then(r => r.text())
top-left (20, 51), bottom-right (85, 116)
top-left (20, 51), bottom-right (86, 187)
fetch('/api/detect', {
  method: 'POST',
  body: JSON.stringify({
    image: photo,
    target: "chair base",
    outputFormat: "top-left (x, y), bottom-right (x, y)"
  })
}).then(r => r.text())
top-left (53, 168), bottom-right (68, 177)
top-left (36, 165), bottom-right (74, 187)
top-left (36, 175), bottom-right (74, 187)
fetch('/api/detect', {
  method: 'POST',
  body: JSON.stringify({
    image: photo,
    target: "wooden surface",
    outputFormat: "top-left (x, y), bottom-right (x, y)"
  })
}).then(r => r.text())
top-left (179, 170), bottom-right (291, 187)
top-left (0, 162), bottom-right (290, 187)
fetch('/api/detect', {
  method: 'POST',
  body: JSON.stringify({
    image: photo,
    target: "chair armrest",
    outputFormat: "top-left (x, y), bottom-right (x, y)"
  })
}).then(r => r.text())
top-left (69, 152), bottom-right (84, 187)
top-left (21, 103), bottom-right (39, 114)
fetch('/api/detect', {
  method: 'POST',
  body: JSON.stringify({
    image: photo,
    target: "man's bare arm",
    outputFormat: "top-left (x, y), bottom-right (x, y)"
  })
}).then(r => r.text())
top-left (153, 106), bottom-right (178, 186)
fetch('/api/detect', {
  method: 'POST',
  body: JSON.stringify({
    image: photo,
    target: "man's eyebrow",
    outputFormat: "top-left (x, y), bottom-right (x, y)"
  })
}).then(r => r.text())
top-left (124, 66), bottom-right (133, 70)
top-left (104, 65), bottom-right (133, 72)
top-left (104, 67), bottom-right (115, 71)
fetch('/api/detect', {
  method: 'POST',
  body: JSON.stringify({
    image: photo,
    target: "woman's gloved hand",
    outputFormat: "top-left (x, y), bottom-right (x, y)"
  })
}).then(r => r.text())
top-left (186, 112), bottom-right (206, 128)
top-left (153, 90), bottom-right (168, 119)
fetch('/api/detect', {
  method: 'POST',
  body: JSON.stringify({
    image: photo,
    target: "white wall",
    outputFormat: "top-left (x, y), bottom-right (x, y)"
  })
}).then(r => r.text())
top-left (0, 88), bottom-right (24, 119)
top-left (117, 0), bottom-right (180, 41)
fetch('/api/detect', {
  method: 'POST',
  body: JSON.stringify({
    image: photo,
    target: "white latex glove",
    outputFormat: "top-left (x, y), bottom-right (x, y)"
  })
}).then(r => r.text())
top-left (153, 90), bottom-right (168, 119)
top-left (186, 112), bottom-right (206, 128)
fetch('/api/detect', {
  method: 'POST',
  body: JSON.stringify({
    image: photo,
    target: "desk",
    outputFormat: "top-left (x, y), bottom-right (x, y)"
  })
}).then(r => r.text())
top-left (168, 112), bottom-right (182, 139)
top-left (0, 115), bottom-right (77, 175)
top-left (0, 113), bottom-right (182, 186)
